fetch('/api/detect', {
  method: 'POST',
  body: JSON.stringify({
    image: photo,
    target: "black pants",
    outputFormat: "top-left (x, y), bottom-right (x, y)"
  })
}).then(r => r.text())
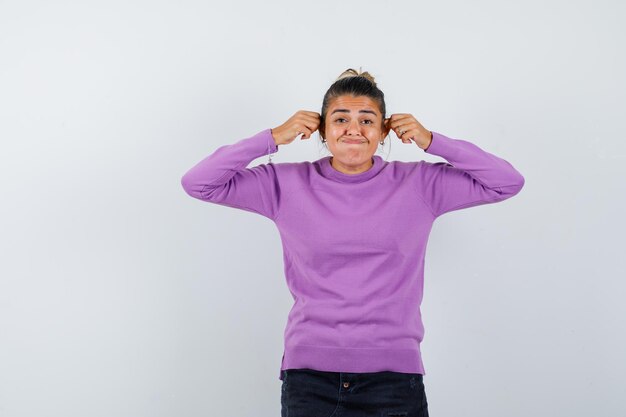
top-left (281, 368), bottom-right (429, 417)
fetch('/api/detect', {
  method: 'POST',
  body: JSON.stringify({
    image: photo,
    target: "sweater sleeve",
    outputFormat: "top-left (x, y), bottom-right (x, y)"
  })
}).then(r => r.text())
top-left (180, 128), bottom-right (281, 221)
top-left (415, 131), bottom-right (525, 218)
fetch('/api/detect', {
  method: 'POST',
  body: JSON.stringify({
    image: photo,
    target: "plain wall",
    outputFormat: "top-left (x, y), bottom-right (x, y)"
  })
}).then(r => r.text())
top-left (1, 0), bottom-right (624, 416)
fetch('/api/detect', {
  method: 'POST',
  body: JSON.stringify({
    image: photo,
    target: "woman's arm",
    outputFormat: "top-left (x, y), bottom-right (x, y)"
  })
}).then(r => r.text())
top-left (415, 131), bottom-right (525, 218)
top-left (180, 129), bottom-right (281, 221)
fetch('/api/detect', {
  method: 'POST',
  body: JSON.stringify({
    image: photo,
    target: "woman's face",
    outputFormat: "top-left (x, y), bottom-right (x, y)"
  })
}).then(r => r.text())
top-left (322, 95), bottom-right (390, 172)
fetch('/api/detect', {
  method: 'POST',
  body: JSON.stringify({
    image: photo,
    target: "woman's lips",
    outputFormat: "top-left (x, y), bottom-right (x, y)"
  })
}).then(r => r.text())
top-left (342, 138), bottom-right (367, 144)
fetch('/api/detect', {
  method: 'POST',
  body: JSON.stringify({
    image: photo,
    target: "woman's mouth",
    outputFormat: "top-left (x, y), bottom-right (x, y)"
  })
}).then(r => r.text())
top-left (342, 139), bottom-right (367, 144)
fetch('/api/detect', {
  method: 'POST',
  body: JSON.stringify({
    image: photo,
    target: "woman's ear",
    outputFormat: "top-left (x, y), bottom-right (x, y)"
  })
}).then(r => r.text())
top-left (319, 122), bottom-right (325, 139)
top-left (382, 117), bottom-right (391, 138)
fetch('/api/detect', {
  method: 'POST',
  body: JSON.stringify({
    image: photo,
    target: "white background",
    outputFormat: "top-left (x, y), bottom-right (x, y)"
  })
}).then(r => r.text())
top-left (1, 0), bottom-right (624, 416)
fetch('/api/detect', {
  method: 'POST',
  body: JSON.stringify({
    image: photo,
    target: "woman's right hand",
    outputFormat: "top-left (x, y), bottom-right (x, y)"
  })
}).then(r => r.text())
top-left (271, 110), bottom-right (321, 146)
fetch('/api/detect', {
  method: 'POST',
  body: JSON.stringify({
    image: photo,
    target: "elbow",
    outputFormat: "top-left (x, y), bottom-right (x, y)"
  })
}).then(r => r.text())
top-left (180, 172), bottom-right (203, 198)
top-left (500, 172), bottom-right (525, 197)
top-left (180, 172), bottom-right (223, 201)
top-left (181, 173), bottom-right (192, 194)
top-left (513, 172), bottom-right (525, 195)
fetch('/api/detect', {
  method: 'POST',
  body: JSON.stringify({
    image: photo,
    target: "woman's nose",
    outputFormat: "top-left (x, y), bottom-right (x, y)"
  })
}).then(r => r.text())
top-left (346, 119), bottom-right (361, 134)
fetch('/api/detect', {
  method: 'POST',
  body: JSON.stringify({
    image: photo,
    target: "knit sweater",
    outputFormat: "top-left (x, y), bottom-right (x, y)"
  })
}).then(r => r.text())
top-left (180, 128), bottom-right (525, 381)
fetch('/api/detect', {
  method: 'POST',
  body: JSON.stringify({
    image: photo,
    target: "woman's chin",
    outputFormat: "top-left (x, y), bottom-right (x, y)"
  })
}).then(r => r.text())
top-left (331, 153), bottom-right (374, 167)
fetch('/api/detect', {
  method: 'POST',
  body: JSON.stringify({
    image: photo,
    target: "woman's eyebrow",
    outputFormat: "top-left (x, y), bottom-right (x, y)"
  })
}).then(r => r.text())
top-left (331, 109), bottom-right (378, 116)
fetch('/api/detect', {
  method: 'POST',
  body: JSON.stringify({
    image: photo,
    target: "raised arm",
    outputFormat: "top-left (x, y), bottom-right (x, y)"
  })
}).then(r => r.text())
top-left (415, 131), bottom-right (525, 218)
top-left (180, 129), bottom-right (281, 220)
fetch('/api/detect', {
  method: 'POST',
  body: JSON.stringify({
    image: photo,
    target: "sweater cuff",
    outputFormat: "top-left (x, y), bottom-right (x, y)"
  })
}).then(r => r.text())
top-left (265, 128), bottom-right (278, 153)
top-left (424, 131), bottom-right (445, 155)
top-left (423, 131), bottom-right (433, 152)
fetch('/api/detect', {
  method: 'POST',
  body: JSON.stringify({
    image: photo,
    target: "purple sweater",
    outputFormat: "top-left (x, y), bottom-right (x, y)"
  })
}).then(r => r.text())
top-left (181, 128), bottom-right (525, 380)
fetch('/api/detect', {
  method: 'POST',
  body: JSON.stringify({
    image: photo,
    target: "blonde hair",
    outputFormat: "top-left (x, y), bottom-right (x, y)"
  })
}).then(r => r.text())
top-left (335, 67), bottom-right (378, 87)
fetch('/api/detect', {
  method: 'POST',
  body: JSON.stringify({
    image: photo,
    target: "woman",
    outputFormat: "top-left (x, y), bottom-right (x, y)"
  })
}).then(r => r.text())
top-left (181, 69), bottom-right (525, 417)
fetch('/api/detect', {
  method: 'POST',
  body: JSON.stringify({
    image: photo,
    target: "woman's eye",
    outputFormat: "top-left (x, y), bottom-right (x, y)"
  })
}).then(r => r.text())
top-left (334, 118), bottom-right (373, 124)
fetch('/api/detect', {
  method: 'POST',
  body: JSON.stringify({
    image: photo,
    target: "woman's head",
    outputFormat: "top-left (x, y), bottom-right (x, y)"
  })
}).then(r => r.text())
top-left (319, 69), bottom-right (390, 172)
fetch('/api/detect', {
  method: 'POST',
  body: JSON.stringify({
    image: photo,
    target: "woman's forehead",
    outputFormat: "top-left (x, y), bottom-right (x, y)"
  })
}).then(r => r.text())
top-left (328, 95), bottom-right (379, 113)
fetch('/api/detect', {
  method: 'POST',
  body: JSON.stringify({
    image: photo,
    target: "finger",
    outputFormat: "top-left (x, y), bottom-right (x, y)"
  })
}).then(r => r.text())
top-left (396, 128), bottom-right (412, 143)
top-left (299, 112), bottom-right (321, 122)
top-left (299, 110), bottom-right (322, 119)
top-left (299, 110), bottom-right (320, 116)
top-left (397, 127), bottom-right (417, 144)
top-left (388, 117), bottom-right (414, 131)
top-left (302, 117), bottom-right (321, 130)
top-left (299, 114), bottom-right (322, 130)
top-left (394, 124), bottom-right (411, 137)
top-left (301, 121), bottom-right (319, 137)
top-left (390, 119), bottom-right (415, 131)
top-left (297, 126), bottom-right (313, 139)
top-left (388, 113), bottom-right (413, 125)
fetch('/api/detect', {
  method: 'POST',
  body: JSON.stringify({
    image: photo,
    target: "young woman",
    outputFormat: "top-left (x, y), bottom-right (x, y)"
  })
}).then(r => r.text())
top-left (181, 68), bottom-right (525, 417)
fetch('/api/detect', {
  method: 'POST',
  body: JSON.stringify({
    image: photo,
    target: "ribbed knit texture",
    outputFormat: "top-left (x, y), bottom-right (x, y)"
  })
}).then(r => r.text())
top-left (181, 128), bottom-right (525, 380)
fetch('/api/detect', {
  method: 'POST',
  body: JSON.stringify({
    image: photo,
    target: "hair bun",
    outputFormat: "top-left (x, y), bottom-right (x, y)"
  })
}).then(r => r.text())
top-left (336, 67), bottom-right (377, 86)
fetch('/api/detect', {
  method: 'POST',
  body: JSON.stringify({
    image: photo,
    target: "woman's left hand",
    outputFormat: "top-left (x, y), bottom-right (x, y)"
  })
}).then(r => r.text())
top-left (384, 114), bottom-right (433, 150)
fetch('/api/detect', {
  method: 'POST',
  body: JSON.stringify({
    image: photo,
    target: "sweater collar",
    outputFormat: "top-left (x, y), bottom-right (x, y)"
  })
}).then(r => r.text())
top-left (317, 155), bottom-right (386, 183)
